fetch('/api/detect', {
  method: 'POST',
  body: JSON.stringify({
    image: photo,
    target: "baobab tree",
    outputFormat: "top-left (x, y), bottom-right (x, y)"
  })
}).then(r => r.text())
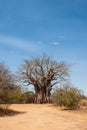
top-left (18, 55), bottom-right (69, 103)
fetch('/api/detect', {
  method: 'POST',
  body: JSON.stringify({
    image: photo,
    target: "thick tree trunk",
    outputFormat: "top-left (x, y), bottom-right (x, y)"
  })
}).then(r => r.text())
top-left (34, 84), bottom-right (51, 104)
top-left (34, 88), bottom-right (51, 103)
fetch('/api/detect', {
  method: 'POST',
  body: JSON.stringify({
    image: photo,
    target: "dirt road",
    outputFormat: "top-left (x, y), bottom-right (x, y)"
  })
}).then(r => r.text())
top-left (0, 104), bottom-right (87, 130)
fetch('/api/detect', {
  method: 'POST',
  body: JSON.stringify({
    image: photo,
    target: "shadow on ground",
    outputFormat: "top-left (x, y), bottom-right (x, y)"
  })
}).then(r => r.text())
top-left (0, 108), bottom-right (26, 117)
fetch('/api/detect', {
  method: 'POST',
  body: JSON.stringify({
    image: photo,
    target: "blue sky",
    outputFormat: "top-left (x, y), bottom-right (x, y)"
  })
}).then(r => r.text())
top-left (0, 0), bottom-right (87, 94)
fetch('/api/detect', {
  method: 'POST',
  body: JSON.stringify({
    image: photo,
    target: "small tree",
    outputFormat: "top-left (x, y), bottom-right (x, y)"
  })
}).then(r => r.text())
top-left (51, 84), bottom-right (82, 109)
top-left (0, 62), bottom-right (18, 110)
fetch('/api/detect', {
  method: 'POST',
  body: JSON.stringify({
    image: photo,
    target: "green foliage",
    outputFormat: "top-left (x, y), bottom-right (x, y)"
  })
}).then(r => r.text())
top-left (13, 91), bottom-right (35, 103)
top-left (14, 93), bottom-right (25, 103)
top-left (23, 91), bottom-right (35, 103)
top-left (51, 84), bottom-right (82, 109)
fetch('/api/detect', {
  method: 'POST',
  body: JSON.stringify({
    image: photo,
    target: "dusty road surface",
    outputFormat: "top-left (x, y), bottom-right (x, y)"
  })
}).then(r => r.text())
top-left (0, 104), bottom-right (87, 130)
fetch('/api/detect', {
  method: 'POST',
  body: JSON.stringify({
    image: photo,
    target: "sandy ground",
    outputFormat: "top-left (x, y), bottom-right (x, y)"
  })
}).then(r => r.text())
top-left (0, 104), bottom-right (87, 130)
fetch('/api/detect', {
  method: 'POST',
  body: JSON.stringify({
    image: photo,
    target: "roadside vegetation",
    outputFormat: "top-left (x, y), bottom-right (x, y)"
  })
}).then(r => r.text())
top-left (51, 84), bottom-right (83, 109)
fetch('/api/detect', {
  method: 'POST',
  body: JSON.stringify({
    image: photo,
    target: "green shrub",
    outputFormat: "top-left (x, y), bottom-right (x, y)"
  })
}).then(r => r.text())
top-left (14, 93), bottom-right (25, 103)
top-left (23, 91), bottom-right (35, 103)
top-left (13, 91), bottom-right (35, 103)
top-left (51, 84), bottom-right (82, 109)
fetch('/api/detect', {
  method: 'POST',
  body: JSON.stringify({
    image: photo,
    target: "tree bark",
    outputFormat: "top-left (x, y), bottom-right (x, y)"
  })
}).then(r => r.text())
top-left (34, 85), bottom-right (51, 104)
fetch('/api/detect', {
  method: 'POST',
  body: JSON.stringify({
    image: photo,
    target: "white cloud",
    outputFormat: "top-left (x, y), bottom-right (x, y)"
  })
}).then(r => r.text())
top-left (51, 41), bottom-right (60, 46)
top-left (0, 34), bottom-right (42, 52)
